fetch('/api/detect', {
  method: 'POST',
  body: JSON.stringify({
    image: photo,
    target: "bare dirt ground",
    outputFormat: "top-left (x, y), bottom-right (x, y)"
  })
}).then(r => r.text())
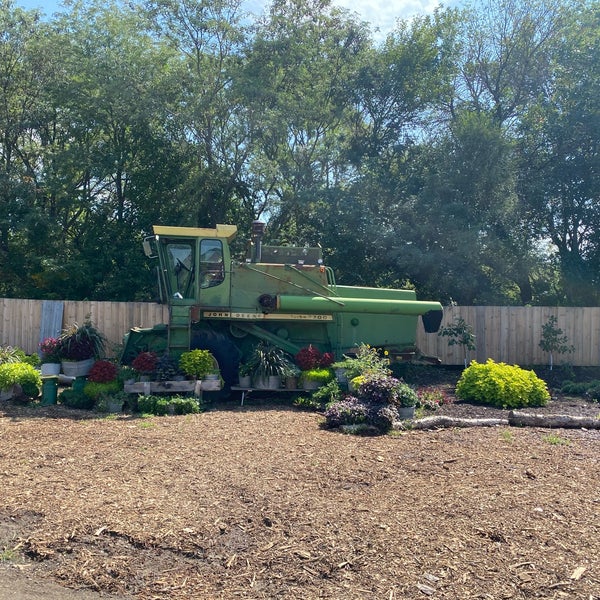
top-left (1, 380), bottom-right (599, 599)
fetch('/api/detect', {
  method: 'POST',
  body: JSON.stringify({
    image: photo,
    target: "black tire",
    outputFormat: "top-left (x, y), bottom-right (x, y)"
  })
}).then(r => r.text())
top-left (190, 330), bottom-right (240, 390)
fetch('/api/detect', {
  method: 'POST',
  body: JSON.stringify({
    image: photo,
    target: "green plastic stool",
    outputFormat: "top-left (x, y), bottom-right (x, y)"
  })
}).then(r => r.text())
top-left (41, 376), bottom-right (59, 405)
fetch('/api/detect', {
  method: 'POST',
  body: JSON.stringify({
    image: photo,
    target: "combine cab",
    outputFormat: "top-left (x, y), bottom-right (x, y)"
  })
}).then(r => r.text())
top-left (123, 221), bottom-right (443, 388)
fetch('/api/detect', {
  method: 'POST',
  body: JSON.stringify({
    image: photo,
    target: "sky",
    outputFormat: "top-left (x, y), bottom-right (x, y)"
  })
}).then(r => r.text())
top-left (15, 0), bottom-right (446, 38)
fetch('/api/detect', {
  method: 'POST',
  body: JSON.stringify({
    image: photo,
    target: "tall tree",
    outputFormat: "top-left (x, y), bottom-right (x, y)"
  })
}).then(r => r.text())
top-left (519, 1), bottom-right (600, 305)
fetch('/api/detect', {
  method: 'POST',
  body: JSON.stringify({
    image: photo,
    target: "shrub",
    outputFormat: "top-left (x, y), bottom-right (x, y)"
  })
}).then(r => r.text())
top-left (87, 360), bottom-right (118, 383)
top-left (368, 404), bottom-right (400, 433)
top-left (179, 349), bottom-right (215, 379)
top-left (136, 394), bottom-right (200, 415)
top-left (295, 345), bottom-right (324, 370)
top-left (0, 362), bottom-right (42, 399)
top-left (59, 388), bottom-right (95, 409)
top-left (456, 359), bottom-right (549, 409)
top-left (83, 380), bottom-right (121, 400)
top-left (356, 372), bottom-right (401, 404)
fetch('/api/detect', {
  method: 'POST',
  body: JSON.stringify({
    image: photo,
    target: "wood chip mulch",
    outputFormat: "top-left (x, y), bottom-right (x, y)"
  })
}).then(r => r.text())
top-left (0, 393), bottom-right (599, 599)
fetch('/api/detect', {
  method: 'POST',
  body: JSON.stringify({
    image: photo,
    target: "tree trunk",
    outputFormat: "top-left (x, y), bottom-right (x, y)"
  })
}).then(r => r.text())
top-left (412, 416), bottom-right (509, 430)
top-left (508, 411), bottom-right (600, 429)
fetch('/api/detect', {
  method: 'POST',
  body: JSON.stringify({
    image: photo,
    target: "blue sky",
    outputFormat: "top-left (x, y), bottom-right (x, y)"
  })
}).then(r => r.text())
top-left (15, 0), bottom-right (446, 38)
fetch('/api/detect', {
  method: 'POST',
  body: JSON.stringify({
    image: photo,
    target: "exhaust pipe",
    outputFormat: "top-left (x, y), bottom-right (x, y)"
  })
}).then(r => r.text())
top-left (251, 220), bottom-right (266, 263)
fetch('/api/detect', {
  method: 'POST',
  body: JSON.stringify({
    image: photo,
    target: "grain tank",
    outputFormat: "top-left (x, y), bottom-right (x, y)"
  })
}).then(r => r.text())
top-left (122, 222), bottom-right (443, 387)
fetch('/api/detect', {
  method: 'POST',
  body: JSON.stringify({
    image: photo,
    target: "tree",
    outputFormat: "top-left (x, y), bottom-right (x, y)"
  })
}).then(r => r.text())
top-left (518, 2), bottom-right (600, 305)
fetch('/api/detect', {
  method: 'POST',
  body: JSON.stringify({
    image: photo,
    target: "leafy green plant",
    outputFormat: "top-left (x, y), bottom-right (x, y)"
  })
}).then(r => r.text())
top-left (300, 367), bottom-right (334, 386)
top-left (456, 359), bottom-right (549, 409)
top-left (539, 315), bottom-right (575, 370)
top-left (179, 349), bottom-right (216, 379)
top-left (59, 388), bottom-right (95, 409)
top-left (136, 394), bottom-right (200, 416)
top-left (331, 343), bottom-right (391, 380)
top-left (438, 317), bottom-right (476, 367)
top-left (244, 343), bottom-right (294, 379)
top-left (83, 380), bottom-right (121, 401)
top-left (0, 362), bottom-right (41, 399)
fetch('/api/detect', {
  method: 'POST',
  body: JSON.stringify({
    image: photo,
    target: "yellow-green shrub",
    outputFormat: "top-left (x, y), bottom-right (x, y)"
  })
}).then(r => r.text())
top-left (456, 359), bottom-right (549, 409)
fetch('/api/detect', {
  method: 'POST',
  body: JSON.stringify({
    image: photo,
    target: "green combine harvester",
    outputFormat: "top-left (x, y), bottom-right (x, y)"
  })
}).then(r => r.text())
top-left (122, 221), bottom-right (443, 389)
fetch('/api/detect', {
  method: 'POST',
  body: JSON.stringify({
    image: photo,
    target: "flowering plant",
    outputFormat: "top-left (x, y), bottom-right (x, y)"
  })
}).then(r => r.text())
top-left (416, 386), bottom-right (453, 410)
top-left (39, 337), bottom-right (61, 363)
top-left (323, 396), bottom-right (369, 428)
top-left (132, 351), bottom-right (158, 375)
top-left (87, 360), bottom-right (118, 384)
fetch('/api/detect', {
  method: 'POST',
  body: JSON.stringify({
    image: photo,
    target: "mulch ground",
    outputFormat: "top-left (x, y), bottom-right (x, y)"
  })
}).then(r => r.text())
top-left (0, 382), bottom-right (599, 599)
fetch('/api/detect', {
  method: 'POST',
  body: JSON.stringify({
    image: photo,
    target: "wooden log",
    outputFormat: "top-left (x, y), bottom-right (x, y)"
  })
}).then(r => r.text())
top-left (508, 411), bottom-right (600, 429)
top-left (412, 416), bottom-right (509, 430)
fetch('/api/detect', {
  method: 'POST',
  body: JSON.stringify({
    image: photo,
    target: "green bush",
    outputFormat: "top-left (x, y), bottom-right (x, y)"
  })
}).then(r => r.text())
top-left (137, 394), bottom-right (200, 416)
top-left (83, 380), bottom-right (121, 400)
top-left (456, 359), bottom-right (549, 409)
top-left (59, 388), bottom-right (95, 409)
top-left (0, 362), bottom-right (42, 399)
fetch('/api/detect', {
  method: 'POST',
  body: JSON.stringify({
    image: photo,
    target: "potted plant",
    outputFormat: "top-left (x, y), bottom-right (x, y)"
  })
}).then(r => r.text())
top-left (131, 351), bottom-right (159, 380)
top-left (0, 362), bottom-right (42, 401)
top-left (39, 337), bottom-right (62, 375)
top-left (58, 317), bottom-right (106, 377)
top-left (179, 349), bottom-right (217, 380)
top-left (247, 343), bottom-right (293, 389)
top-left (155, 353), bottom-right (181, 381)
top-left (299, 367), bottom-right (334, 390)
top-left (392, 381), bottom-right (419, 420)
top-left (238, 362), bottom-right (253, 388)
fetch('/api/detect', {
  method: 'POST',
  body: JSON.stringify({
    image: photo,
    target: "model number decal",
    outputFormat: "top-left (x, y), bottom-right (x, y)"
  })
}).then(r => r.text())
top-left (203, 311), bottom-right (333, 321)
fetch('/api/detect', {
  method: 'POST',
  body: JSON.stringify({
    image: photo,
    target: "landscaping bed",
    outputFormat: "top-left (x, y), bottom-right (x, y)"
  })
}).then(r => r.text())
top-left (0, 370), bottom-right (599, 599)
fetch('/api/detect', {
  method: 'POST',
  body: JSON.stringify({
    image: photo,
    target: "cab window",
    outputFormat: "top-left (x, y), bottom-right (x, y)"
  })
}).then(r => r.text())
top-left (167, 242), bottom-right (195, 298)
top-left (200, 240), bottom-right (224, 288)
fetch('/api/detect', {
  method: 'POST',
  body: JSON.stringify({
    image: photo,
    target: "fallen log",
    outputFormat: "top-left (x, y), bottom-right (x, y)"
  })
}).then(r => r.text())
top-left (411, 416), bottom-right (509, 430)
top-left (508, 411), bottom-right (600, 429)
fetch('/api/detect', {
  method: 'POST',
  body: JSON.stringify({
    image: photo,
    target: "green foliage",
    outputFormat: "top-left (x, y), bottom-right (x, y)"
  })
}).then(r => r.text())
top-left (539, 315), bottom-right (575, 368)
top-left (331, 344), bottom-right (391, 381)
top-left (295, 379), bottom-right (343, 411)
top-left (136, 395), bottom-right (200, 416)
top-left (243, 343), bottom-right (294, 379)
top-left (59, 388), bottom-right (95, 410)
top-left (0, 362), bottom-right (41, 398)
top-left (438, 317), bottom-right (476, 365)
top-left (0, 346), bottom-right (26, 365)
top-left (179, 350), bottom-right (216, 379)
top-left (83, 380), bottom-right (121, 401)
top-left (456, 359), bottom-right (549, 409)
top-left (155, 354), bottom-right (181, 381)
top-left (300, 368), bottom-right (334, 386)
top-left (560, 380), bottom-right (600, 402)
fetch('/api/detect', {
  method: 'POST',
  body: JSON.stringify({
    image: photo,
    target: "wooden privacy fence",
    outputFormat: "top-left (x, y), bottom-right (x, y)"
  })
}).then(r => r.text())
top-left (0, 299), bottom-right (597, 366)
